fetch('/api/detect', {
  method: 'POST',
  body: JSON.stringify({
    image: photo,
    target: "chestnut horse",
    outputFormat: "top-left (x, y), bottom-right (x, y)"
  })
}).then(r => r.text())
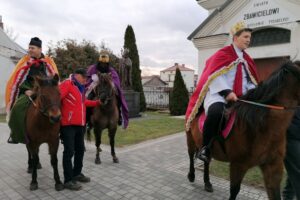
top-left (186, 61), bottom-right (300, 200)
top-left (26, 75), bottom-right (63, 191)
top-left (87, 73), bottom-right (119, 164)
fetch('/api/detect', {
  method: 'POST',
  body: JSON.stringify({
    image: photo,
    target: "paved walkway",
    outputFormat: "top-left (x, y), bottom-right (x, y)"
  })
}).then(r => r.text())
top-left (0, 123), bottom-right (268, 200)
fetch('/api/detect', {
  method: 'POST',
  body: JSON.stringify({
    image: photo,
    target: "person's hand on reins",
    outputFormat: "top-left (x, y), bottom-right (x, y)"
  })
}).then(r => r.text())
top-left (25, 90), bottom-right (34, 97)
top-left (226, 92), bottom-right (238, 102)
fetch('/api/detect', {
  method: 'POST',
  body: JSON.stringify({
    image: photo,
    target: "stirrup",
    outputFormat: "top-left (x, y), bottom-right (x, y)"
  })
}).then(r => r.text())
top-left (197, 146), bottom-right (210, 162)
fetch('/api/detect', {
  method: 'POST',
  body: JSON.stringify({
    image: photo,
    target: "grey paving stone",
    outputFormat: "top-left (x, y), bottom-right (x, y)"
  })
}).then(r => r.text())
top-left (0, 123), bottom-right (269, 199)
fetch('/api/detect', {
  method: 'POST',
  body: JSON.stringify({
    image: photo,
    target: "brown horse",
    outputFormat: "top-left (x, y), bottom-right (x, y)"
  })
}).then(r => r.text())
top-left (26, 74), bottom-right (63, 191)
top-left (186, 61), bottom-right (300, 200)
top-left (87, 73), bottom-right (119, 164)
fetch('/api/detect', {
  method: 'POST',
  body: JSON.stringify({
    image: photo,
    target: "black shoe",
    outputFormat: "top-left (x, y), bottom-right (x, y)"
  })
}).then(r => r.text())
top-left (7, 137), bottom-right (18, 144)
top-left (64, 181), bottom-right (82, 190)
top-left (197, 146), bottom-right (210, 163)
top-left (73, 173), bottom-right (91, 183)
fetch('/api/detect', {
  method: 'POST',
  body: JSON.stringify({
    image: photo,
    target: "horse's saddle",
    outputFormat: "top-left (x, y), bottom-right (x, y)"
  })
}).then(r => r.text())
top-left (198, 109), bottom-right (236, 140)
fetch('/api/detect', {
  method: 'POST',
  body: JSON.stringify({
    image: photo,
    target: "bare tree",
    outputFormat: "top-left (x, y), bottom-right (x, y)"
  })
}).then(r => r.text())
top-left (4, 25), bottom-right (19, 41)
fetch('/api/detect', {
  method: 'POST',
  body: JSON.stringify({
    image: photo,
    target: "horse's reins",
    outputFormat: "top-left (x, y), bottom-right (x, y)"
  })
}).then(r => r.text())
top-left (95, 76), bottom-right (116, 105)
top-left (237, 99), bottom-right (300, 110)
top-left (96, 87), bottom-right (114, 104)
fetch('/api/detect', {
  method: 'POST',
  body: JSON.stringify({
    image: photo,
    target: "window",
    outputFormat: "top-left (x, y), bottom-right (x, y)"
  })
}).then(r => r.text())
top-left (250, 28), bottom-right (291, 47)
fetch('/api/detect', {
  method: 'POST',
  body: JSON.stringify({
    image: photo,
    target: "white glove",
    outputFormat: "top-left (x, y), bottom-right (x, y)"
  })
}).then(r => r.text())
top-left (91, 74), bottom-right (99, 82)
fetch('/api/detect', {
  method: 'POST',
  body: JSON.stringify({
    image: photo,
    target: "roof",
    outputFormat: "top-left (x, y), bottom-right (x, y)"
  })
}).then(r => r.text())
top-left (142, 75), bottom-right (167, 87)
top-left (142, 75), bottom-right (154, 84)
top-left (0, 28), bottom-right (26, 54)
top-left (188, 0), bottom-right (233, 40)
top-left (160, 64), bottom-right (194, 72)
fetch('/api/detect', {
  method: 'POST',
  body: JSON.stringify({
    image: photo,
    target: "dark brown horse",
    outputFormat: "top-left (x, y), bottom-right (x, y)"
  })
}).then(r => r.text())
top-left (26, 74), bottom-right (63, 191)
top-left (87, 73), bottom-right (119, 164)
top-left (187, 61), bottom-right (300, 200)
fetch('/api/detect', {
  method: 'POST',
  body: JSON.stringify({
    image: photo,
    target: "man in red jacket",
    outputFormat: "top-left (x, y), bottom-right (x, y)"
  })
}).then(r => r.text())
top-left (59, 68), bottom-right (100, 190)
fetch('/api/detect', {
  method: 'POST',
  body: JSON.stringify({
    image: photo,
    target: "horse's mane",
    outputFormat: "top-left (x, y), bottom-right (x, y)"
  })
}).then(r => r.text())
top-left (98, 73), bottom-right (112, 83)
top-left (233, 61), bottom-right (300, 133)
top-left (97, 73), bottom-right (115, 91)
top-left (33, 75), bottom-right (59, 92)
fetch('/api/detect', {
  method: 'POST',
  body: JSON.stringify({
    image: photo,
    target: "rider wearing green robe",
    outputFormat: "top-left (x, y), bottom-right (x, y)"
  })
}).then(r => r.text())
top-left (7, 37), bottom-right (57, 144)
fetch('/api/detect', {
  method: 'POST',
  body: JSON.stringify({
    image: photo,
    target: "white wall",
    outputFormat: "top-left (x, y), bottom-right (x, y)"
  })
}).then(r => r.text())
top-left (197, 47), bottom-right (220, 75)
top-left (160, 71), bottom-right (175, 87)
top-left (160, 70), bottom-right (194, 91)
top-left (180, 71), bottom-right (195, 91)
top-left (197, 23), bottom-right (300, 77)
top-left (0, 56), bottom-right (15, 113)
top-left (194, 0), bottom-right (300, 77)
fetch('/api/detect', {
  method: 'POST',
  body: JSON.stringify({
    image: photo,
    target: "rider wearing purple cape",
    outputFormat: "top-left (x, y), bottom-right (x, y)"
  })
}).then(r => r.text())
top-left (86, 50), bottom-right (129, 129)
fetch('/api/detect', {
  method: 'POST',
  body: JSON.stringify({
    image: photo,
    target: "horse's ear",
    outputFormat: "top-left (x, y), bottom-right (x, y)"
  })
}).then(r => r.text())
top-left (52, 74), bottom-right (59, 85)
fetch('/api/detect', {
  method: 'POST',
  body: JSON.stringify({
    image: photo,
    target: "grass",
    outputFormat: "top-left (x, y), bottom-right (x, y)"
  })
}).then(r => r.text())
top-left (93, 111), bottom-right (185, 147)
top-left (209, 160), bottom-right (287, 189)
top-left (0, 114), bottom-right (6, 123)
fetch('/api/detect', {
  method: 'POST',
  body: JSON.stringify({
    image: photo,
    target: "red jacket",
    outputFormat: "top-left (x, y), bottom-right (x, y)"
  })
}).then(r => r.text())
top-left (59, 78), bottom-right (100, 126)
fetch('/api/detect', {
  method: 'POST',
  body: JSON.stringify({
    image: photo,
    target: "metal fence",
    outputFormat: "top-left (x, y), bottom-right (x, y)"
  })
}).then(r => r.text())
top-left (144, 89), bottom-right (170, 109)
top-left (143, 88), bottom-right (194, 110)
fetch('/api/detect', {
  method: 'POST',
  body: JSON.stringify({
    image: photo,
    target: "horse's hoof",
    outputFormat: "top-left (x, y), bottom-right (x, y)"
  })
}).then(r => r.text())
top-left (55, 183), bottom-right (64, 191)
top-left (27, 168), bottom-right (33, 174)
top-left (95, 158), bottom-right (101, 165)
top-left (113, 157), bottom-right (119, 163)
top-left (187, 172), bottom-right (195, 182)
top-left (37, 162), bottom-right (42, 169)
top-left (30, 183), bottom-right (38, 191)
top-left (205, 182), bottom-right (213, 192)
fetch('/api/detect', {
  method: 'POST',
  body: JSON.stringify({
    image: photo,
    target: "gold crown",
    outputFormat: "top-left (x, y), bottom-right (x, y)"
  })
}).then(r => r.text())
top-left (99, 50), bottom-right (110, 63)
top-left (230, 21), bottom-right (247, 36)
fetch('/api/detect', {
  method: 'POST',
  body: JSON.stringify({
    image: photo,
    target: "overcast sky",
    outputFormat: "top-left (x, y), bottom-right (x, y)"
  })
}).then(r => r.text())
top-left (0, 0), bottom-right (207, 75)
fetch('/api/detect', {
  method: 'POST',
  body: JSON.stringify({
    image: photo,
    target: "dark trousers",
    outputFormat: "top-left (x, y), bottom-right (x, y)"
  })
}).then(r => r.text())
top-left (283, 139), bottom-right (300, 200)
top-left (203, 102), bottom-right (225, 147)
top-left (60, 126), bottom-right (85, 183)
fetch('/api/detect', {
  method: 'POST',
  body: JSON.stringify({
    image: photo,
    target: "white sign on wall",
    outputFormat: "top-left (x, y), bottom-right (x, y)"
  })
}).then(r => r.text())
top-left (243, 0), bottom-right (296, 28)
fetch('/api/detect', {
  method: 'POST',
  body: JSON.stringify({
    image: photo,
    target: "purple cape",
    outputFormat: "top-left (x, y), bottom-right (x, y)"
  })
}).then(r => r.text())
top-left (87, 64), bottom-right (129, 129)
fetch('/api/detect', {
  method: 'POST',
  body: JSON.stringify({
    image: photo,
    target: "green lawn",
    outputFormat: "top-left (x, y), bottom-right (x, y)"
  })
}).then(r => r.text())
top-left (209, 160), bottom-right (287, 189)
top-left (0, 114), bottom-right (6, 123)
top-left (93, 111), bottom-right (185, 147)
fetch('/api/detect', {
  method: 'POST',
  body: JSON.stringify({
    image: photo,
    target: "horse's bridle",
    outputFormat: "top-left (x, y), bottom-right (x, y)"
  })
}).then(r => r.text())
top-left (96, 86), bottom-right (115, 105)
top-left (28, 95), bottom-right (60, 117)
top-left (95, 75), bottom-right (116, 105)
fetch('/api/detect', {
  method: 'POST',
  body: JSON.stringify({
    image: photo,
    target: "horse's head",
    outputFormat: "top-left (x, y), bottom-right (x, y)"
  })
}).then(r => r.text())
top-left (235, 61), bottom-right (300, 135)
top-left (95, 72), bottom-right (115, 105)
top-left (33, 74), bottom-right (61, 123)
top-left (243, 61), bottom-right (300, 104)
top-left (279, 61), bottom-right (300, 104)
